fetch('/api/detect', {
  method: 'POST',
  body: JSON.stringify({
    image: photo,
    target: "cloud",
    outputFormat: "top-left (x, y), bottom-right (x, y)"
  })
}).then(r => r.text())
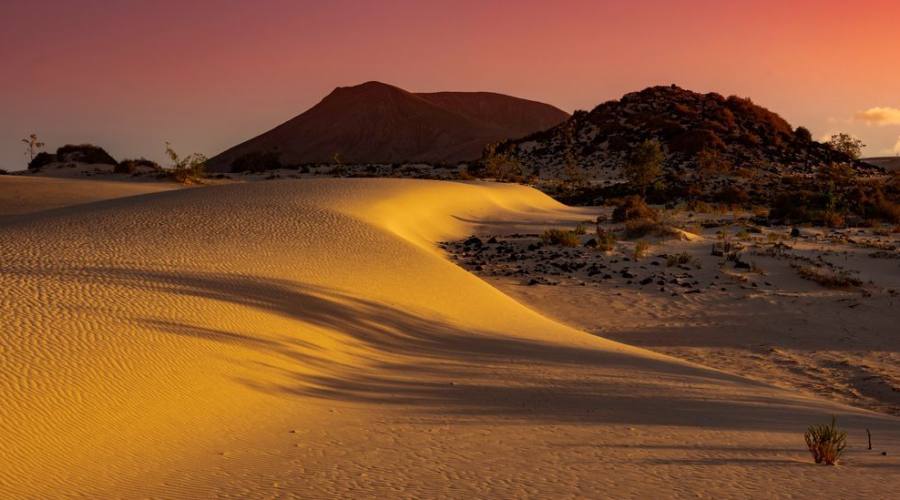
top-left (854, 107), bottom-right (900, 126)
top-left (894, 137), bottom-right (900, 154)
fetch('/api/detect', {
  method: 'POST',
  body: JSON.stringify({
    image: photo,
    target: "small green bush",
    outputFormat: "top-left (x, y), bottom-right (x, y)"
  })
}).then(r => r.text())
top-left (541, 229), bottom-right (580, 247)
top-left (804, 416), bottom-right (847, 465)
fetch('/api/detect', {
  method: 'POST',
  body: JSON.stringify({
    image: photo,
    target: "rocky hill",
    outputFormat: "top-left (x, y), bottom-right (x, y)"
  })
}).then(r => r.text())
top-left (207, 81), bottom-right (569, 171)
top-left (487, 85), bottom-right (877, 186)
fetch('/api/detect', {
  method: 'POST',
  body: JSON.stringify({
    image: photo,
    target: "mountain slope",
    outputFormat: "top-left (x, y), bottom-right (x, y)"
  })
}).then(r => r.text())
top-left (207, 82), bottom-right (569, 171)
top-left (491, 85), bottom-right (874, 181)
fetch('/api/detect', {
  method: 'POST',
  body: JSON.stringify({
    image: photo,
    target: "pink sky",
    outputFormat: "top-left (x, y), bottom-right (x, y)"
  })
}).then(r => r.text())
top-left (2, 0), bottom-right (899, 169)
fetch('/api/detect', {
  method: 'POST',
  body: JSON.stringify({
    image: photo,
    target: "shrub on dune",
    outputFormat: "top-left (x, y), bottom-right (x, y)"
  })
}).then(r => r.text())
top-left (804, 416), bottom-right (847, 465)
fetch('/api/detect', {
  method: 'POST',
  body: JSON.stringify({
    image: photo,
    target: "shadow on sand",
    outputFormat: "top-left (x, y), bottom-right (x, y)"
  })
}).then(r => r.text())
top-left (6, 264), bottom-right (898, 436)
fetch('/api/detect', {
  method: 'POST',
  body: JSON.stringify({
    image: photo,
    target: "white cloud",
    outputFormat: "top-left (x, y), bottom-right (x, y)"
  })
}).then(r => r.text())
top-left (855, 107), bottom-right (900, 126)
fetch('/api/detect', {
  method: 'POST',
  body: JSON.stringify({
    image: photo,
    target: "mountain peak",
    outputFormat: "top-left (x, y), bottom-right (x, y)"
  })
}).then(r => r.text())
top-left (207, 83), bottom-right (569, 170)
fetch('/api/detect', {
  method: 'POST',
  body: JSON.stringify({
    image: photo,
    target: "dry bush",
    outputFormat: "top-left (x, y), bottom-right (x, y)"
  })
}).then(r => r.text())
top-left (595, 231), bottom-right (617, 251)
top-left (822, 210), bottom-right (845, 228)
top-left (624, 218), bottom-right (681, 240)
top-left (804, 416), bottom-right (847, 465)
top-left (541, 229), bottom-right (580, 247)
top-left (633, 241), bottom-right (650, 261)
top-left (792, 264), bottom-right (862, 288)
top-left (612, 195), bottom-right (658, 222)
top-left (666, 252), bottom-right (693, 267)
top-left (686, 199), bottom-right (714, 214)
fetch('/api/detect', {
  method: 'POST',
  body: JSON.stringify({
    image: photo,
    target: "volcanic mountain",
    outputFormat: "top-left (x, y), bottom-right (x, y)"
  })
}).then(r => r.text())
top-left (207, 81), bottom-right (569, 171)
top-left (488, 85), bottom-right (874, 181)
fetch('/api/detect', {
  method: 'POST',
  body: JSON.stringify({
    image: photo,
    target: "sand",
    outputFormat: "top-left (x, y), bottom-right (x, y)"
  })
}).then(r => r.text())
top-left (0, 174), bottom-right (181, 218)
top-left (1, 178), bottom-right (898, 498)
top-left (445, 209), bottom-right (900, 417)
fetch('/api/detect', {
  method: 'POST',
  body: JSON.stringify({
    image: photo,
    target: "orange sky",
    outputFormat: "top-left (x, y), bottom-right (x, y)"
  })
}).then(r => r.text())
top-left (2, 0), bottom-right (899, 169)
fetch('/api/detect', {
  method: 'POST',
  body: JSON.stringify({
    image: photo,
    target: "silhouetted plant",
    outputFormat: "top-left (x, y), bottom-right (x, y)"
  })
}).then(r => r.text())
top-left (21, 133), bottom-right (44, 166)
top-left (165, 142), bottom-right (206, 184)
top-left (827, 133), bottom-right (865, 160)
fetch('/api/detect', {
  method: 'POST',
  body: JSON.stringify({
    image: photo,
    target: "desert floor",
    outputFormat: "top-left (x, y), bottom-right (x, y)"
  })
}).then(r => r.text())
top-left (1, 175), bottom-right (898, 498)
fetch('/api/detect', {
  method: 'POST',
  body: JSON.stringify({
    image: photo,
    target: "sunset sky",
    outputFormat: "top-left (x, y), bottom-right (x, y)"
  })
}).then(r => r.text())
top-left (2, 0), bottom-right (899, 170)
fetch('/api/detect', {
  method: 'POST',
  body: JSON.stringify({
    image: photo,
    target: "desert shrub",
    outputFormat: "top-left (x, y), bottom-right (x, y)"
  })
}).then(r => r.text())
top-left (633, 240), bottom-right (650, 261)
top-left (573, 223), bottom-right (588, 235)
top-left (804, 416), bottom-right (847, 465)
top-left (697, 148), bottom-right (732, 175)
top-left (686, 199), bottom-right (713, 213)
top-left (165, 142), bottom-right (206, 184)
top-left (541, 229), bottom-right (580, 247)
top-left (116, 158), bottom-right (160, 174)
top-left (595, 230), bottom-right (617, 251)
top-left (793, 264), bottom-right (861, 288)
top-left (826, 133), bottom-right (864, 160)
top-left (770, 191), bottom-right (817, 223)
top-left (231, 150), bottom-right (282, 173)
top-left (666, 252), bottom-right (693, 267)
top-left (624, 139), bottom-right (664, 195)
top-left (624, 218), bottom-right (658, 238)
top-left (713, 185), bottom-right (750, 206)
top-left (28, 151), bottom-right (57, 170)
top-left (869, 197), bottom-right (900, 224)
top-left (613, 195), bottom-right (658, 222)
top-left (822, 210), bottom-right (845, 228)
top-left (56, 144), bottom-right (117, 165)
top-left (478, 143), bottom-right (524, 182)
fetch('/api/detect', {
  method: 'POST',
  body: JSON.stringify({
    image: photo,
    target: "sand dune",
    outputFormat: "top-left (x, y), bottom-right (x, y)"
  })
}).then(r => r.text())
top-left (0, 175), bottom-right (181, 218)
top-left (1, 179), bottom-right (898, 497)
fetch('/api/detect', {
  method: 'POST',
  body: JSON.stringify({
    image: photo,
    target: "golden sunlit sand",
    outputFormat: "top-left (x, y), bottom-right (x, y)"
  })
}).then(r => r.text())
top-left (1, 178), bottom-right (898, 497)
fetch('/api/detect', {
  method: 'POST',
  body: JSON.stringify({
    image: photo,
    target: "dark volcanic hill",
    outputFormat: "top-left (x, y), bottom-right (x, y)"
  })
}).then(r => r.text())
top-left (490, 85), bottom-right (874, 181)
top-left (207, 81), bottom-right (569, 171)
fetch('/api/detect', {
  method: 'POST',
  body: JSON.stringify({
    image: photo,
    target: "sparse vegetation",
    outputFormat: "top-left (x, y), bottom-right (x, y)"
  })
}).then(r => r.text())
top-left (633, 240), bottom-right (650, 261)
top-left (612, 195), bottom-right (657, 223)
top-left (165, 142), bottom-right (207, 184)
top-left (827, 133), bottom-right (865, 160)
top-left (541, 229), bottom-right (580, 247)
top-left (793, 264), bottom-right (862, 289)
top-left (804, 416), bottom-right (847, 465)
top-left (595, 231), bottom-right (617, 252)
top-left (21, 133), bottom-right (44, 166)
top-left (481, 143), bottom-right (525, 182)
top-left (666, 252), bottom-right (693, 267)
top-left (624, 139), bottom-right (664, 196)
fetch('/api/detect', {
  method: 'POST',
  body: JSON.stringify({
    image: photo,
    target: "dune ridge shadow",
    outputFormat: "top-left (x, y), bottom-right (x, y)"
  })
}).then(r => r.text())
top-left (5, 264), bottom-right (898, 434)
